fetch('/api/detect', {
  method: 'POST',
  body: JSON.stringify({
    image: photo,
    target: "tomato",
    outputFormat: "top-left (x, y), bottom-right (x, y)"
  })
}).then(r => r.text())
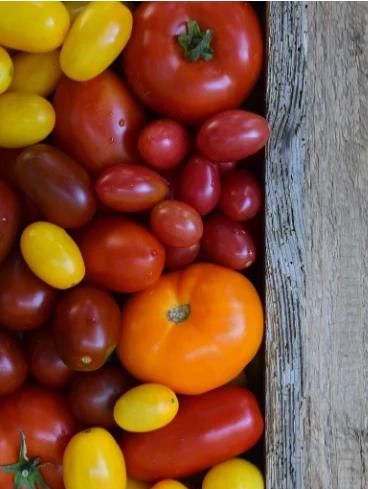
top-left (216, 160), bottom-right (238, 176)
top-left (120, 386), bottom-right (264, 481)
top-left (16, 144), bottom-right (96, 229)
top-left (64, 1), bottom-right (87, 23)
top-left (68, 365), bottom-right (131, 428)
top-left (0, 180), bottom-right (20, 263)
top-left (152, 482), bottom-right (188, 489)
top-left (0, 1), bottom-right (70, 53)
top-left (27, 328), bottom-right (74, 388)
top-left (127, 478), bottom-right (151, 489)
top-left (52, 285), bottom-right (120, 371)
top-left (118, 263), bottom-right (263, 394)
top-left (150, 200), bottom-right (203, 248)
top-left (63, 427), bottom-right (126, 489)
top-left (0, 251), bottom-right (57, 331)
top-left (53, 71), bottom-right (146, 174)
top-left (202, 458), bottom-right (264, 489)
top-left (196, 110), bottom-right (270, 162)
top-left (0, 330), bottom-right (28, 396)
top-left (122, 2), bottom-right (263, 123)
top-left (202, 214), bottom-right (257, 270)
top-left (0, 47), bottom-right (13, 95)
top-left (21, 221), bottom-right (85, 290)
top-left (165, 242), bottom-right (200, 271)
top-left (61, 2), bottom-right (132, 81)
top-left (95, 163), bottom-right (169, 213)
top-left (77, 217), bottom-right (165, 293)
top-left (114, 383), bottom-right (179, 433)
top-left (10, 51), bottom-right (62, 97)
top-left (178, 155), bottom-right (221, 215)
top-left (138, 119), bottom-right (191, 170)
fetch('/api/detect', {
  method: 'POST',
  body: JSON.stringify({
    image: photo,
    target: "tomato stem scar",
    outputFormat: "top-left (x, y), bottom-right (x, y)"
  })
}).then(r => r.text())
top-left (167, 304), bottom-right (191, 323)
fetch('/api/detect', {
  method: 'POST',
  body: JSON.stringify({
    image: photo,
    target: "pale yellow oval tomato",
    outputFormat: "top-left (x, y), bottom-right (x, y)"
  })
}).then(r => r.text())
top-left (0, 1), bottom-right (70, 53)
top-left (202, 458), bottom-right (264, 489)
top-left (114, 383), bottom-right (179, 433)
top-left (60, 1), bottom-right (132, 81)
top-left (20, 221), bottom-right (85, 290)
top-left (64, 1), bottom-right (88, 23)
top-left (152, 481), bottom-right (188, 489)
top-left (10, 51), bottom-right (62, 97)
top-left (63, 427), bottom-right (126, 489)
top-left (0, 47), bottom-right (13, 95)
top-left (0, 92), bottom-right (55, 148)
top-left (127, 478), bottom-right (152, 489)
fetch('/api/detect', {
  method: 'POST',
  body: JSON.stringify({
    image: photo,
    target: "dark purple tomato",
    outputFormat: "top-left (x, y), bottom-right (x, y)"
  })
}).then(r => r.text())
top-left (0, 180), bottom-right (20, 263)
top-left (0, 329), bottom-right (28, 395)
top-left (165, 242), bottom-right (200, 271)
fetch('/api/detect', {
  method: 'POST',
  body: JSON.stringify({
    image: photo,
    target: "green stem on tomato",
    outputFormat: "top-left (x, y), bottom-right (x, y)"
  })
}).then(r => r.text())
top-left (177, 20), bottom-right (214, 62)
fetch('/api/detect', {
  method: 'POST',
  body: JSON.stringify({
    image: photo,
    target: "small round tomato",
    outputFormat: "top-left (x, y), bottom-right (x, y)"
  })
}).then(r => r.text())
top-left (0, 47), bottom-right (13, 95)
top-left (21, 222), bottom-right (85, 290)
top-left (127, 478), bottom-right (151, 489)
top-left (138, 119), bottom-right (191, 170)
top-left (0, 180), bottom-right (20, 264)
top-left (202, 458), bottom-right (264, 489)
top-left (63, 427), bottom-right (126, 489)
top-left (0, 330), bottom-right (28, 395)
top-left (0, 93), bottom-right (55, 148)
top-left (61, 2), bottom-right (132, 81)
top-left (152, 481), bottom-right (188, 489)
top-left (150, 200), bottom-right (203, 248)
top-left (165, 242), bottom-right (200, 271)
top-left (114, 384), bottom-right (179, 433)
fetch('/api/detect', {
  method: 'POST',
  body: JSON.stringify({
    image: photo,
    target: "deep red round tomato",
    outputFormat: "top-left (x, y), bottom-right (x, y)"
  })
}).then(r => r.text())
top-left (120, 386), bottom-right (264, 481)
top-left (0, 330), bottom-right (28, 396)
top-left (77, 217), bottom-right (165, 293)
top-left (0, 251), bottom-right (57, 331)
top-left (52, 285), bottom-right (121, 371)
top-left (53, 71), bottom-right (146, 174)
top-left (0, 180), bottom-right (20, 264)
top-left (122, 2), bottom-right (263, 123)
top-left (165, 242), bottom-right (200, 271)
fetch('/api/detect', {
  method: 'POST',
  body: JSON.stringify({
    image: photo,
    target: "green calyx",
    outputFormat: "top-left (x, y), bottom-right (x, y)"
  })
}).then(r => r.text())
top-left (177, 20), bottom-right (214, 62)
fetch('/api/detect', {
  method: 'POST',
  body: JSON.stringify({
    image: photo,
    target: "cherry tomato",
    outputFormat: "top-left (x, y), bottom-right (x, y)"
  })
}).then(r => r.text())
top-left (122, 2), bottom-right (263, 123)
top-left (178, 155), bottom-right (220, 216)
top-left (196, 110), bottom-right (270, 162)
top-left (0, 180), bottom-right (20, 264)
top-left (165, 242), bottom-right (200, 271)
top-left (202, 458), bottom-right (264, 489)
top-left (68, 365), bottom-right (131, 428)
top-left (216, 160), bottom-right (238, 176)
top-left (150, 200), bottom-right (203, 248)
top-left (0, 47), bottom-right (13, 95)
top-left (127, 479), bottom-right (151, 489)
top-left (52, 285), bottom-right (121, 371)
top-left (138, 119), bottom-right (191, 170)
top-left (77, 217), bottom-right (165, 293)
top-left (53, 71), bottom-right (146, 174)
top-left (152, 482), bottom-right (188, 489)
top-left (95, 163), bottom-right (169, 213)
top-left (0, 251), bottom-right (57, 331)
top-left (202, 214), bottom-right (256, 270)
top-left (0, 330), bottom-right (28, 396)
top-left (16, 144), bottom-right (96, 229)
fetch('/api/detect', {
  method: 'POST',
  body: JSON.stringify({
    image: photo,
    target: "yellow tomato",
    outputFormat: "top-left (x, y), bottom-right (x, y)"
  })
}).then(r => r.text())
top-left (202, 458), bottom-right (264, 489)
top-left (0, 47), bottom-right (13, 95)
top-left (64, 1), bottom-right (88, 23)
top-left (152, 482), bottom-right (188, 489)
top-left (0, 1), bottom-right (70, 53)
top-left (60, 1), bottom-right (133, 81)
top-left (0, 92), bottom-right (55, 148)
top-left (127, 478), bottom-right (152, 489)
top-left (10, 51), bottom-right (62, 97)
top-left (63, 427), bottom-right (126, 489)
top-left (114, 383), bottom-right (179, 433)
top-left (20, 221), bottom-right (85, 290)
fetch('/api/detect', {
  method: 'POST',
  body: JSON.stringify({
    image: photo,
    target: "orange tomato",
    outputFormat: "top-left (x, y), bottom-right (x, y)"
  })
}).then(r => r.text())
top-left (118, 263), bottom-right (263, 394)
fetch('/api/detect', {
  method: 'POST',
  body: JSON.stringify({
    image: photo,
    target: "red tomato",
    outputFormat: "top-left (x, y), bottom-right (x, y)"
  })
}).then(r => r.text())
top-left (122, 2), bottom-right (263, 123)
top-left (216, 160), bottom-right (238, 176)
top-left (196, 110), bottom-right (270, 162)
top-left (178, 155), bottom-right (220, 216)
top-left (0, 180), bottom-right (20, 263)
top-left (165, 242), bottom-right (200, 271)
top-left (120, 386), bottom-right (263, 481)
top-left (77, 217), bottom-right (165, 293)
top-left (53, 71), bottom-right (146, 174)
top-left (0, 330), bottom-right (28, 395)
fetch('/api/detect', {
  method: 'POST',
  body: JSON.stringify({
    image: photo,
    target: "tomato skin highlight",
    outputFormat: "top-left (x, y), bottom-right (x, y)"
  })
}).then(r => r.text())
top-left (0, 330), bottom-right (28, 396)
top-left (0, 180), bottom-right (20, 264)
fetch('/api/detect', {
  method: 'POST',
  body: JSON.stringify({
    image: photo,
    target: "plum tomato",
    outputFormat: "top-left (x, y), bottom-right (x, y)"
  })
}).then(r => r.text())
top-left (0, 330), bottom-right (28, 396)
top-left (0, 180), bottom-right (20, 264)
top-left (202, 458), bottom-right (264, 489)
top-left (165, 242), bottom-right (200, 271)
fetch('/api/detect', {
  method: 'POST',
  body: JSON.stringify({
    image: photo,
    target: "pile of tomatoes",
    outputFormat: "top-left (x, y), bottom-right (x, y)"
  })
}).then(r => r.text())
top-left (0, 2), bottom-right (269, 489)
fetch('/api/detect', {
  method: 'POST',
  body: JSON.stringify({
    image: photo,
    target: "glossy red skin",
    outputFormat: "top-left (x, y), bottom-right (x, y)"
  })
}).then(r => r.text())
top-left (52, 285), bottom-right (121, 372)
top-left (68, 365), bottom-right (132, 428)
top-left (0, 330), bottom-right (28, 395)
top-left (150, 200), bottom-right (203, 248)
top-left (178, 155), bottom-right (221, 216)
top-left (16, 144), bottom-right (96, 229)
top-left (53, 71), bottom-right (146, 174)
top-left (0, 180), bottom-right (20, 264)
top-left (122, 2), bottom-right (263, 123)
top-left (197, 110), bottom-right (270, 162)
top-left (77, 217), bottom-right (165, 293)
top-left (216, 160), bottom-right (238, 176)
top-left (120, 386), bottom-right (264, 481)
top-left (138, 119), bottom-right (191, 169)
top-left (219, 170), bottom-right (263, 221)
top-left (202, 214), bottom-right (256, 270)
top-left (95, 163), bottom-right (169, 213)
top-left (0, 252), bottom-right (57, 331)
top-left (27, 328), bottom-right (74, 388)
top-left (165, 241), bottom-right (200, 271)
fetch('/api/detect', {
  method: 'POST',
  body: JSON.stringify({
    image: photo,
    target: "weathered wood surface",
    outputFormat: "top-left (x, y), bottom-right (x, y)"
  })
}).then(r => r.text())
top-left (265, 2), bottom-right (368, 489)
